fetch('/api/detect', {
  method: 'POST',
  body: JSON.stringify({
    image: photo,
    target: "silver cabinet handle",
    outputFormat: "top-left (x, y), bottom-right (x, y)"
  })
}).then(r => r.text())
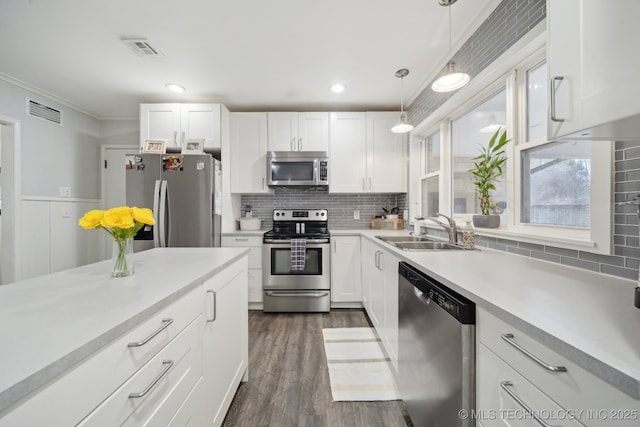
top-left (298, 137), bottom-right (302, 151)
top-left (374, 251), bottom-right (379, 269)
top-left (500, 381), bottom-right (554, 427)
top-left (207, 290), bottom-right (216, 322)
top-left (262, 177), bottom-right (265, 189)
top-left (235, 238), bottom-right (249, 241)
top-left (128, 318), bottom-right (173, 347)
top-left (173, 130), bottom-right (177, 146)
top-left (333, 240), bottom-right (336, 253)
top-left (181, 131), bottom-right (185, 146)
top-left (129, 360), bottom-right (174, 399)
top-left (550, 76), bottom-right (565, 122)
top-left (291, 137), bottom-right (296, 151)
top-left (362, 178), bottom-right (366, 191)
top-left (501, 333), bottom-right (567, 372)
top-left (368, 177), bottom-right (372, 191)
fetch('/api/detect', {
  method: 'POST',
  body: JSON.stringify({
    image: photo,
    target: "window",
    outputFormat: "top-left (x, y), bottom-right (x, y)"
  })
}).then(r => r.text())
top-left (409, 37), bottom-right (613, 254)
top-left (420, 131), bottom-right (440, 217)
top-left (451, 89), bottom-right (507, 216)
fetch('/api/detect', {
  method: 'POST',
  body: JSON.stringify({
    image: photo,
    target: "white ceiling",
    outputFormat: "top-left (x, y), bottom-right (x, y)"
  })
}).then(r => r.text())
top-left (0, 0), bottom-right (500, 119)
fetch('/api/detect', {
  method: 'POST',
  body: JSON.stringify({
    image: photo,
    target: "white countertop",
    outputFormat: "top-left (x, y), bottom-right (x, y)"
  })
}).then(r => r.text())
top-left (334, 229), bottom-right (640, 398)
top-left (0, 247), bottom-right (249, 414)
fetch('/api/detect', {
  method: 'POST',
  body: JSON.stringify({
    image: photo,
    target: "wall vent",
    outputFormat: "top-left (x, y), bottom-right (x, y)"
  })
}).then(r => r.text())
top-left (121, 38), bottom-right (163, 57)
top-left (26, 98), bottom-right (62, 125)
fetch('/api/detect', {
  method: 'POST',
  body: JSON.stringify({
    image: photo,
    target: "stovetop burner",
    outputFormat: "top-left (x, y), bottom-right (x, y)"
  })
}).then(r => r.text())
top-left (263, 208), bottom-right (330, 242)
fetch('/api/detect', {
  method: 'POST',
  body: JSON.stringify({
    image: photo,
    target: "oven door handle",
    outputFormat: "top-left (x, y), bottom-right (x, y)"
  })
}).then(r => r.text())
top-left (263, 239), bottom-right (330, 244)
top-left (265, 291), bottom-right (330, 298)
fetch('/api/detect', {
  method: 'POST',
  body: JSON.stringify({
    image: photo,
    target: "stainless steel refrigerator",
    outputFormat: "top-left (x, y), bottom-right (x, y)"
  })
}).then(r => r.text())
top-left (125, 153), bottom-right (221, 252)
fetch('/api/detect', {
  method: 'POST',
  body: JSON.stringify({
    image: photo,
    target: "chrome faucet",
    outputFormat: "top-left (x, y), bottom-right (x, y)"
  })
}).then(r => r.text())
top-left (430, 213), bottom-right (458, 245)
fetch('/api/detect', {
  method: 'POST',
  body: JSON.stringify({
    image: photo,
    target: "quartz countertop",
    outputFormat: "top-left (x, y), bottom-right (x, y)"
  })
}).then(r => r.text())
top-left (336, 229), bottom-right (640, 398)
top-left (0, 247), bottom-right (249, 414)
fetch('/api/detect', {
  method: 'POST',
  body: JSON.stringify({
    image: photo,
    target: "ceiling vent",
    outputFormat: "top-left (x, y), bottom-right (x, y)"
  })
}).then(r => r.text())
top-left (121, 38), bottom-right (163, 57)
top-left (26, 98), bottom-right (62, 125)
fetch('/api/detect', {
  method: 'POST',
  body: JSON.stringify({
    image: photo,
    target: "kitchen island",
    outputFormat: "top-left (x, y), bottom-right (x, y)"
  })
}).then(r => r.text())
top-left (0, 247), bottom-right (249, 426)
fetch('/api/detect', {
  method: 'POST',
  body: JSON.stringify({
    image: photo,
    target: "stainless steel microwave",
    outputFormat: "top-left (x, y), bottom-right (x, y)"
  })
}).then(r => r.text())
top-left (267, 151), bottom-right (329, 187)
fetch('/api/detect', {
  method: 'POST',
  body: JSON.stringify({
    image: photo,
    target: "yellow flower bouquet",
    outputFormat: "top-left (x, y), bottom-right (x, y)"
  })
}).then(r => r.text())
top-left (79, 206), bottom-right (155, 277)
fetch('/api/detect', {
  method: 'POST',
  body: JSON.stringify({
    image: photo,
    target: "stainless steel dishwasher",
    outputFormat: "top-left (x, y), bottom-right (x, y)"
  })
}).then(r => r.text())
top-left (398, 262), bottom-right (475, 427)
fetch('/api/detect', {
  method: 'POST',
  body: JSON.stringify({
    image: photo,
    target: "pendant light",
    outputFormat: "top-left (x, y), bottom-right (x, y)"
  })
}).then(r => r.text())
top-left (391, 68), bottom-right (414, 134)
top-left (431, 0), bottom-right (470, 93)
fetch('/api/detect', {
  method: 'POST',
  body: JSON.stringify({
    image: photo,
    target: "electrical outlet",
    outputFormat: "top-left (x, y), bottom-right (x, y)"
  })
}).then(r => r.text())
top-left (353, 209), bottom-right (360, 220)
top-left (59, 186), bottom-right (71, 197)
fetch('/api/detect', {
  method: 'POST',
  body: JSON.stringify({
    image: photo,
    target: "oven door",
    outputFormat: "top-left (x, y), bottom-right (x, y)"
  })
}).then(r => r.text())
top-left (263, 241), bottom-right (331, 290)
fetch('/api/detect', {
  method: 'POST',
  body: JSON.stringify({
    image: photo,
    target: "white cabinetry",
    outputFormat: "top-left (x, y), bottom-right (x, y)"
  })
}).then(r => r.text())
top-left (222, 234), bottom-right (264, 307)
top-left (359, 238), bottom-right (400, 370)
top-left (329, 112), bottom-right (405, 193)
top-left (140, 103), bottom-right (223, 150)
top-left (330, 235), bottom-right (361, 304)
top-left (268, 112), bottom-right (329, 151)
top-left (230, 112), bottom-right (271, 194)
top-left (547, 0), bottom-right (640, 140)
top-left (201, 257), bottom-right (249, 427)
top-left (476, 308), bottom-right (640, 427)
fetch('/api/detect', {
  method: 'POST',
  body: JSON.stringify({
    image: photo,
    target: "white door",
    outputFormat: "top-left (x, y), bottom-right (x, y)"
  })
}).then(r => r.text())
top-left (101, 146), bottom-right (139, 260)
top-left (181, 104), bottom-right (221, 149)
top-left (230, 112), bottom-right (270, 193)
top-left (298, 112), bottom-right (329, 151)
top-left (139, 103), bottom-right (181, 149)
top-left (267, 112), bottom-right (298, 151)
top-left (367, 112), bottom-right (405, 193)
top-left (331, 235), bottom-right (362, 303)
top-left (329, 112), bottom-right (367, 193)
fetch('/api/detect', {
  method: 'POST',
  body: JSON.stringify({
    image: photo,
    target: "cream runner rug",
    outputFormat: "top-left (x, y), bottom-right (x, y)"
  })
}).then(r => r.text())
top-left (322, 327), bottom-right (400, 401)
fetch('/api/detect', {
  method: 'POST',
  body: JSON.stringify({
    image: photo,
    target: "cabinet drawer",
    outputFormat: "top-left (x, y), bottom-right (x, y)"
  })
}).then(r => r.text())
top-left (0, 287), bottom-right (201, 427)
top-left (477, 309), bottom-right (640, 424)
top-left (79, 317), bottom-right (202, 426)
top-left (477, 343), bottom-right (584, 427)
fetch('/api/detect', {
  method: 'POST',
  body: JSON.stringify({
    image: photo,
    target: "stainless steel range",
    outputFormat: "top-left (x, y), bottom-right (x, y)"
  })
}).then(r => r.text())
top-left (262, 209), bottom-right (330, 312)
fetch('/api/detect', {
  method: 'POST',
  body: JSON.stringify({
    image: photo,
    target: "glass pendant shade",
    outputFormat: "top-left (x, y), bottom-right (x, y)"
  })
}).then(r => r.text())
top-left (431, 60), bottom-right (470, 92)
top-left (391, 113), bottom-right (414, 133)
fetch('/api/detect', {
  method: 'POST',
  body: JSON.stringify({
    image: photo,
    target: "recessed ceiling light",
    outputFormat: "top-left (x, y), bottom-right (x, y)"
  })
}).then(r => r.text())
top-left (330, 83), bottom-right (346, 93)
top-left (166, 83), bottom-right (186, 93)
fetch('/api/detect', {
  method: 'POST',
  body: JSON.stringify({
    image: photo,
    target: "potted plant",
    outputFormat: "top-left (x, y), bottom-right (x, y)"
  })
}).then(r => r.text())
top-left (469, 128), bottom-right (510, 228)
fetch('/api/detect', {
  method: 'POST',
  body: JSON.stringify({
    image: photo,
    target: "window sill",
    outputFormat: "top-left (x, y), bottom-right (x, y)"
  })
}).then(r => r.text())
top-left (470, 227), bottom-right (597, 251)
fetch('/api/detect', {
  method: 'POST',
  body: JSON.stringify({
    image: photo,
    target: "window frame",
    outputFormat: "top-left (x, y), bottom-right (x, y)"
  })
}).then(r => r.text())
top-left (409, 25), bottom-right (613, 255)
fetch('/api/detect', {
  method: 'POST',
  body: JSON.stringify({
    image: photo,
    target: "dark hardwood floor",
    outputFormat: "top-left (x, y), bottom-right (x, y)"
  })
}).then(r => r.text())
top-left (221, 309), bottom-right (411, 427)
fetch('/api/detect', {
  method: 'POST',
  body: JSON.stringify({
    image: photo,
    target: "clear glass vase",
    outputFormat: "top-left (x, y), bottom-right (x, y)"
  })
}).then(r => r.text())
top-left (112, 237), bottom-right (134, 277)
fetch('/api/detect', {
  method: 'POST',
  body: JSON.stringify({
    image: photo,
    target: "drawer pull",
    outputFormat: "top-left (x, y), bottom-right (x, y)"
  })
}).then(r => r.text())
top-left (207, 290), bottom-right (217, 322)
top-left (500, 381), bottom-right (554, 427)
top-left (127, 318), bottom-right (174, 348)
top-left (235, 238), bottom-right (249, 241)
top-left (501, 333), bottom-right (567, 372)
top-left (128, 360), bottom-right (174, 399)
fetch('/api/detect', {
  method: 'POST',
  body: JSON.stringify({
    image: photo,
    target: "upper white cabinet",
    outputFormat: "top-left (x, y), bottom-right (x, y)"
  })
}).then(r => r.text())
top-left (267, 112), bottom-right (329, 152)
top-left (140, 103), bottom-right (223, 150)
top-left (230, 112), bottom-right (271, 194)
top-left (329, 112), bottom-right (405, 193)
top-left (547, 0), bottom-right (640, 140)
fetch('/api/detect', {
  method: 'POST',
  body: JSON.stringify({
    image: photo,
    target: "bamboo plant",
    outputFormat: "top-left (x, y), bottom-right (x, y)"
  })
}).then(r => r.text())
top-left (468, 128), bottom-right (510, 215)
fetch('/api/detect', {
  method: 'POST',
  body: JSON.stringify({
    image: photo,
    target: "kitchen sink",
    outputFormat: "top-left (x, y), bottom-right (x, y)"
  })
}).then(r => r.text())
top-left (375, 235), bottom-right (435, 243)
top-left (393, 241), bottom-right (464, 251)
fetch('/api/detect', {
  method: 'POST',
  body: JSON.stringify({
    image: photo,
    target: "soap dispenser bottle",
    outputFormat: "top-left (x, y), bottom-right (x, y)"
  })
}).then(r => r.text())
top-left (462, 220), bottom-right (475, 250)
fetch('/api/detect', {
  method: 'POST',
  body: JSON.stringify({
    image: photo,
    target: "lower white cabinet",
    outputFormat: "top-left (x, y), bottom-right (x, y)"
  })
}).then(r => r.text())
top-left (222, 234), bottom-right (263, 306)
top-left (476, 308), bottom-right (640, 427)
top-left (330, 235), bottom-right (362, 304)
top-left (201, 257), bottom-right (249, 427)
top-left (359, 237), bottom-right (400, 370)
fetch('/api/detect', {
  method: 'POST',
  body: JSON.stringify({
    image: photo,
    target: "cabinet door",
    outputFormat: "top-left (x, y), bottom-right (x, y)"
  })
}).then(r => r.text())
top-left (329, 112), bottom-right (367, 193)
top-left (181, 104), bottom-right (221, 149)
top-left (369, 250), bottom-right (385, 329)
top-left (547, 0), bottom-right (583, 139)
top-left (299, 112), bottom-right (329, 151)
top-left (580, 0), bottom-right (640, 130)
top-left (367, 112), bottom-right (405, 193)
top-left (267, 112), bottom-right (298, 151)
top-left (230, 112), bottom-right (270, 193)
top-left (381, 250), bottom-right (400, 370)
top-left (331, 236), bottom-right (362, 303)
top-left (202, 259), bottom-right (248, 426)
top-left (140, 103), bottom-right (181, 149)
top-left (360, 239), bottom-right (375, 312)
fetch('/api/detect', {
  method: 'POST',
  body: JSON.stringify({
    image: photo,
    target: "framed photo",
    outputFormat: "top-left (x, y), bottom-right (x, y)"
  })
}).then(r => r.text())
top-left (182, 138), bottom-right (204, 154)
top-left (142, 139), bottom-right (166, 154)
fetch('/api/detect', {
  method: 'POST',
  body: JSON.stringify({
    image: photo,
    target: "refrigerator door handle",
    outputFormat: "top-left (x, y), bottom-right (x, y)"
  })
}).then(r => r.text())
top-left (159, 180), bottom-right (168, 247)
top-left (153, 180), bottom-right (162, 248)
